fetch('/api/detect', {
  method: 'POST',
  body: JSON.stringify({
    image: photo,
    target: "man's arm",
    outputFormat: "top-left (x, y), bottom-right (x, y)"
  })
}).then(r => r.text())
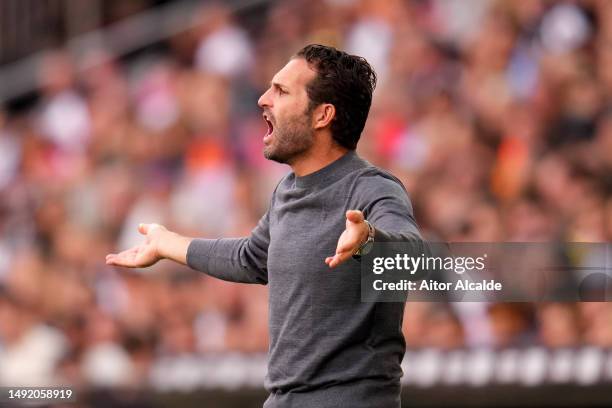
top-left (105, 223), bottom-right (192, 267)
top-left (185, 212), bottom-right (270, 284)
top-left (325, 172), bottom-right (425, 268)
top-left (106, 212), bottom-right (270, 285)
top-left (358, 173), bottom-right (423, 243)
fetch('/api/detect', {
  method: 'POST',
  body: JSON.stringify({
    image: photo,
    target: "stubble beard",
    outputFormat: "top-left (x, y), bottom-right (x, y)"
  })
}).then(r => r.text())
top-left (263, 111), bottom-right (314, 165)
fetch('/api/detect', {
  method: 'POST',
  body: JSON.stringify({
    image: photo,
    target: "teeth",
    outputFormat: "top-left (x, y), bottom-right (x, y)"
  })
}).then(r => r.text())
top-left (262, 111), bottom-right (274, 140)
top-left (263, 114), bottom-right (273, 135)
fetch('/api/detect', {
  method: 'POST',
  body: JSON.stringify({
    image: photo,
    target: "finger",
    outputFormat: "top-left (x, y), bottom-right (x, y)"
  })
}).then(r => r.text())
top-left (346, 210), bottom-right (364, 224)
top-left (107, 259), bottom-right (125, 267)
top-left (106, 255), bottom-right (122, 266)
top-left (327, 255), bottom-right (339, 268)
top-left (106, 252), bottom-right (125, 265)
top-left (332, 251), bottom-right (350, 266)
top-left (138, 223), bottom-right (148, 235)
top-left (107, 256), bottom-right (137, 268)
top-left (328, 252), bottom-right (352, 268)
top-left (107, 248), bottom-right (138, 266)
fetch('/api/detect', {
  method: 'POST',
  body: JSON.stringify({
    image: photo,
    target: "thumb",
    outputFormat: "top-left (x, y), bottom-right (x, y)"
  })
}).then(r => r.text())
top-left (346, 210), bottom-right (364, 224)
top-left (138, 223), bottom-right (149, 235)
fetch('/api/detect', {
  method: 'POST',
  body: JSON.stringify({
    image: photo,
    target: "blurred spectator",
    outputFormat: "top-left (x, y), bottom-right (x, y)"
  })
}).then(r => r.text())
top-left (537, 302), bottom-right (581, 348)
top-left (194, 3), bottom-right (254, 79)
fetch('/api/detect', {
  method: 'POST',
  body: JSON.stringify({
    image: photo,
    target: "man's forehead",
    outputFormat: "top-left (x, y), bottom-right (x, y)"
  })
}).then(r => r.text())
top-left (271, 58), bottom-right (315, 88)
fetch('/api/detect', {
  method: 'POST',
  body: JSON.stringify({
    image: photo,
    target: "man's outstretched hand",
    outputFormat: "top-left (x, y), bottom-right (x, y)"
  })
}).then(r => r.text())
top-left (325, 210), bottom-right (369, 268)
top-left (106, 223), bottom-right (167, 268)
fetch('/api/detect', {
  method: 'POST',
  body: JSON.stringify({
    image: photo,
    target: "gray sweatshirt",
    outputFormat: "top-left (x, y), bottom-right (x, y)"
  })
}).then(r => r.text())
top-left (186, 151), bottom-right (423, 408)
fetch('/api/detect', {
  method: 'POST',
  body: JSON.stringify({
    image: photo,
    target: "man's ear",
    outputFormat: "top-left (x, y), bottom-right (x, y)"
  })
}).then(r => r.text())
top-left (312, 103), bottom-right (335, 130)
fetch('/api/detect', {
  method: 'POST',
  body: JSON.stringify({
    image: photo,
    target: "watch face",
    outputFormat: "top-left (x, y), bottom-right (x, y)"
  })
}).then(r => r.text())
top-left (362, 240), bottom-right (374, 255)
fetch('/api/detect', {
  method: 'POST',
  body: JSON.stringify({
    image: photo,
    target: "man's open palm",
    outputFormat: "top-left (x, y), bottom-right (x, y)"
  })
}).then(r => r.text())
top-left (325, 210), bottom-right (368, 268)
top-left (106, 223), bottom-right (165, 268)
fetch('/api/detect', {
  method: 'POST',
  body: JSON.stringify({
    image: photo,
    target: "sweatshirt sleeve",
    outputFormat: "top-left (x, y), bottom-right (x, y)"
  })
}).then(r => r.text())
top-left (353, 170), bottom-right (425, 245)
top-left (185, 209), bottom-right (270, 285)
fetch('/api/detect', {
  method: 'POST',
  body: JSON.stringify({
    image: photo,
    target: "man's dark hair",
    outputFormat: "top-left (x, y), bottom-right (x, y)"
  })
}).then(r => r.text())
top-left (295, 44), bottom-right (377, 150)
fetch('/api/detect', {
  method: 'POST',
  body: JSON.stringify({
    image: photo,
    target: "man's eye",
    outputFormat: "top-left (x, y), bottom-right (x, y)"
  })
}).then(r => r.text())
top-left (277, 88), bottom-right (287, 95)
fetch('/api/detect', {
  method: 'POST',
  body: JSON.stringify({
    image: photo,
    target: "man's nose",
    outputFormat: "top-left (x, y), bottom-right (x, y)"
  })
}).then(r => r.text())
top-left (258, 88), bottom-right (272, 109)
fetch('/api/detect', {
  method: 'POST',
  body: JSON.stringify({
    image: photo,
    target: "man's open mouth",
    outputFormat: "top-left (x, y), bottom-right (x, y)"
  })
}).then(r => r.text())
top-left (263, 113), bottom-right (274, 142)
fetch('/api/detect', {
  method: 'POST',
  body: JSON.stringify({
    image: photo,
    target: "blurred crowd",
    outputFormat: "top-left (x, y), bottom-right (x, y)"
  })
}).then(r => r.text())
top-left (0, 0), bottom-right (611, 388)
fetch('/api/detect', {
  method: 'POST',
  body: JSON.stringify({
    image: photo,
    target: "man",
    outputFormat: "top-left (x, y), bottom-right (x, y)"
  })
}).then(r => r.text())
top-left (106, 44), bottom-right (423, 408)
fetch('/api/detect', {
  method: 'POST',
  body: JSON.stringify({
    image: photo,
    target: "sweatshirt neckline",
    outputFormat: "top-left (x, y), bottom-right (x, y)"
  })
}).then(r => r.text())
top-left (293, 150), bottom-right (361, 189)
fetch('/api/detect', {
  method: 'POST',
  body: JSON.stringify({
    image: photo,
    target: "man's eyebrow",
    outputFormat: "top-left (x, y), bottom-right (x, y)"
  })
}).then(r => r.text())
top-left (271, 81), bottom-right (289, 91)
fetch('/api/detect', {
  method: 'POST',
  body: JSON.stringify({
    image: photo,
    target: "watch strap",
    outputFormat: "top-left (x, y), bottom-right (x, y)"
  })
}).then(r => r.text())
top-left (353, 220), bottom-right (375, 258)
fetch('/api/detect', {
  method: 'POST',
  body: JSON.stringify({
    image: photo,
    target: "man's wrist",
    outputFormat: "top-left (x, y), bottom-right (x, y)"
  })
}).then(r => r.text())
top-left (354, 220), bottom-right (375, 258)
top-left (154, 229), bottom-right (171, 260)
top-left (158, 231), bottom-right (193, 265)
top-left (362, 221), bottom-right (371, 245)
top-left (364, 220), bottom-right (375, 243)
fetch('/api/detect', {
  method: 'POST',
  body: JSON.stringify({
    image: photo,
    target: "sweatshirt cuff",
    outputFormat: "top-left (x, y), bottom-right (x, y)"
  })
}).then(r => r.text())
top-left (372, 225), bottom-right (422, 243)
top-left (186, 238), bottom-right (216, 272)
top-left (373, 226), bottom-right (393, 243)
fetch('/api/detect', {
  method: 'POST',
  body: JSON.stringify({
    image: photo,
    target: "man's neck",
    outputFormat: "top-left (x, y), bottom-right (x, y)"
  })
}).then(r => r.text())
top-left (290, 144), bottom-right (349, 177)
